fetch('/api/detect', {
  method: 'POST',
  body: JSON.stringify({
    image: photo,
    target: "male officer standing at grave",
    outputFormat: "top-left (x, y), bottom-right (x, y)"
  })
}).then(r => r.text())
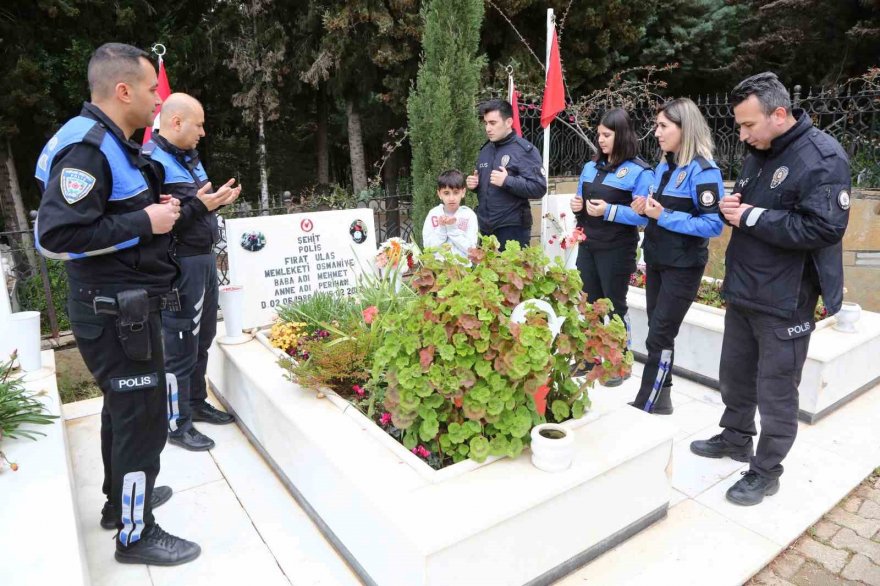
top-left (690, 72), bottom-right (850, 506)
top-left (144, 93), bottom-right (241, 451)
top-left (466, 99), bottom-right (546, 249)
top-left (35, 43), bottom-right (201, 564)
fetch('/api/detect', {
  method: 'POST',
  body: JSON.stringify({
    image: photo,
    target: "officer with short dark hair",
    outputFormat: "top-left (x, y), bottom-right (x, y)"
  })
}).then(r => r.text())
top-left (690, 72), bottom-right (850, 506)
top-left (35, 42), bottom-right (200, 565)
top-left (466, 99), bottom-right (546, 250)
top-left (143, 93), bottom-right (240, 452)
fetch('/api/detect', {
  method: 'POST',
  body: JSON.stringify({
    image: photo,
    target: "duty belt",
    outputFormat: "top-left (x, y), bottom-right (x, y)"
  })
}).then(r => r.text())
top-left (85, 290), bottom-right (181, 315)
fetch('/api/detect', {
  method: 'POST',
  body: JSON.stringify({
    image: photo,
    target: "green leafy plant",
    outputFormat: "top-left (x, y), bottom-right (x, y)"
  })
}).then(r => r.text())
top-left (371, 237), bottom-right (630, 467)
top-left (16, 260), bottom-right (70, 334)
top-left (0, 355), bottom-right (59, 443)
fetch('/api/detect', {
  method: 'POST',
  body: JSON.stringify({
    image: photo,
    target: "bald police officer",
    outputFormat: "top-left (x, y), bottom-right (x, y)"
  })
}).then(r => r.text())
top-left (35, 43), bottom-right (200, 564)
top-left (690, 72), bottom-right (850, 506)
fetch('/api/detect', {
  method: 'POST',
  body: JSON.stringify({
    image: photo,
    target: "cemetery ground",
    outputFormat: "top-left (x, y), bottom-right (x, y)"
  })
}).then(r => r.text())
top-left (53, 358), bottom-right (880, 586)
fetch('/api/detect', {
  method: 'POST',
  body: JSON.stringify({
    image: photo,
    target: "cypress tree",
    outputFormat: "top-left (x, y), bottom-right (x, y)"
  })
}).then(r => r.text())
top-left (408, 0), bottom-right (485, 245)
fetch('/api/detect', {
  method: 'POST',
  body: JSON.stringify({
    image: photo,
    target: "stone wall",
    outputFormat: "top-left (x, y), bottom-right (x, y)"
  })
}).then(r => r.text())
top-left (539, 178), bottom-right (880, 312)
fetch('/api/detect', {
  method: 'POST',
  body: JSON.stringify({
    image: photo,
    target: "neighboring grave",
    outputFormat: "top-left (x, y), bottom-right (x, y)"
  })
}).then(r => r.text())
top-left (225, 210), bottom-right (377, 329)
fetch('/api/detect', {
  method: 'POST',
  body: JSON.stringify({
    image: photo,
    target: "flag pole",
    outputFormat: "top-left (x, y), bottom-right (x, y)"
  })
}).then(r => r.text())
top-left (540, 9), bottom-right (554, 250)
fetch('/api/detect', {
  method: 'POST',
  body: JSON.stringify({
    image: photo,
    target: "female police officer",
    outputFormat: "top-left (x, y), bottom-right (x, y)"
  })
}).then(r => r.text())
top-left (570, 108), bottom-right (653, 385)
top-left (629, 98), bottom-right (724, 414)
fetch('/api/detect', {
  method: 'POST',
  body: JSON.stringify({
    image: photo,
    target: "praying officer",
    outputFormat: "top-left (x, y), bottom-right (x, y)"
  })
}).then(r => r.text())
top-left (690, 72), bottom-right (850, 506)
top-left (35, 43), bottom-right (201, 565)
top-left (466, 99), bottom-right (546, 250)
top-left (143, 93), bottom-right (240, 452)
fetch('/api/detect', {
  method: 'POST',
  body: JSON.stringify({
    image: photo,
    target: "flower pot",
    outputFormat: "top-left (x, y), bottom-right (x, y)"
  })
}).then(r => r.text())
top-left (834, 302), bottom-right (862, 333)
top-left (218, 285), bottom-right (251, 344)
top-left (530, 423), bottom-right (575, 472)
top-left (9, 311), bottom-right (42, 371)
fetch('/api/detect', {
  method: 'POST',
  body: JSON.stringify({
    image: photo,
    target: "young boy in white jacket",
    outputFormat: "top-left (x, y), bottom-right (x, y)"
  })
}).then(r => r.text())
top-left (422, 169), bottom-right (479, 259)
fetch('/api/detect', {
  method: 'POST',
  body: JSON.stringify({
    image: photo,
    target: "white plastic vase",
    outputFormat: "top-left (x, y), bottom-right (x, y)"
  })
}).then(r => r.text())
top-left (510, 299), bottom-right (566, 341)
top-left (564, 244), bottom-right (579, 270)
top-left (9, 311), bottom-right (42, 371)
top-left (219, 285), bottom-right (245, 338)
top-left (834, 302), bottom-right (862, 333)
top-left (530, 423), bottom-right (574, 472)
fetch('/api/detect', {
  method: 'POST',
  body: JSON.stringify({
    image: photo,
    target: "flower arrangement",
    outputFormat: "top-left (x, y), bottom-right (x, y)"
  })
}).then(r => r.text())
top-left (543, 212), bottom-right (586, 251)
top-left (0, 354), bottom-right (59, 472)
top-left (375, 237), bottom-right (419, 272)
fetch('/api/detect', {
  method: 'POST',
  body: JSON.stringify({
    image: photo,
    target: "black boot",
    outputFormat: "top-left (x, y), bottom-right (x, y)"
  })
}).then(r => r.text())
top-left (726, 470), bottom-right (780, 506)
top-left (689, 433), bottom-right (753, 463)
top-left (115, 524), bottom-right (201, 566)
top-left (630, 385), bottom-right (673, 414)
top-left (168, 426), bottom-right (215, 452)
top-left (101, 486), bottom-right (173, 530)
top-left (190, 401), bottom-right (235, 425)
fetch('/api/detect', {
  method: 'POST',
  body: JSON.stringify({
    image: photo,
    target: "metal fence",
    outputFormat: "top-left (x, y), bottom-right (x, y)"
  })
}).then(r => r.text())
top-left (518, 85), bottom-right (880, 184)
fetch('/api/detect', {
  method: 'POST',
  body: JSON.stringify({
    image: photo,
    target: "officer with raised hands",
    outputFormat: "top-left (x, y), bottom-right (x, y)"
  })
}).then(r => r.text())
top-left (35, 42), bottom-right (201, 565)
top-left (690, 72), bottom-right (850, 506)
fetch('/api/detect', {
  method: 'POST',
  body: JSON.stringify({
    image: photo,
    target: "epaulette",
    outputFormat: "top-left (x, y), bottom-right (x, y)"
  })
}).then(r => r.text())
top-left (693, 155), bottom-right (714, 171)
top-left (807, 129), bottom-right (837, 159)
top-left (81, 122), bottom-right (107, 149)
top-left (631, 157), bottom-right (652, 170)
top-left (514, 135), bottom-right (535, 152)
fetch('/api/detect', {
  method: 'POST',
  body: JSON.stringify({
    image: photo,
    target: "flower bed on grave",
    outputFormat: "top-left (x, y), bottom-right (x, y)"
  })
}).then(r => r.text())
top-left (267, 236), bottom-right (631, 470)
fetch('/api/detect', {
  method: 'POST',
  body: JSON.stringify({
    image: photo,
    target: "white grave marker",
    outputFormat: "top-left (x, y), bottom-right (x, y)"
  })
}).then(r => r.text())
top-left (225, 209), bottom-right (377, 329)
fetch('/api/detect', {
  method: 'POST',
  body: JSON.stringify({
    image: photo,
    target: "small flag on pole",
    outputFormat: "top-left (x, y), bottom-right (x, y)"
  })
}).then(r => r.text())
top-left (144, 45), bottom-right (172, 144)
top-left (540, 27), bottom-right (565, 129)
top-left (510, 88), bottom-right (522, 137)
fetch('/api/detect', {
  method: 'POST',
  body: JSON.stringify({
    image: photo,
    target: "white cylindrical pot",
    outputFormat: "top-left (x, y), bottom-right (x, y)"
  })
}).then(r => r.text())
top-left (834, 301), bottom-right (862, 333)
top-left (9, 311), bottom-right (42, 372)
top-left (564, 244), bottom-right (579, 270)
top-left (530, 423), bottom-right (575, 472)
top-left (219, 285), bottom-right (245, 338)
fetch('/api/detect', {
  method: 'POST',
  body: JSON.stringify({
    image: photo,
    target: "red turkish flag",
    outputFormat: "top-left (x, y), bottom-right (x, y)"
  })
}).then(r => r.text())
top-left (143, 59), bottom-right (172, 144)
top-left (540, 28), bottom-right (565, 129)
top-left (511, 87), bottom-right (522, 137)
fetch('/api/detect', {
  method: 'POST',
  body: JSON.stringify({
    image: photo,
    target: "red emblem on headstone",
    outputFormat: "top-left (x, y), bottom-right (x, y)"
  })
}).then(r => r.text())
top-left (301, 218), bottom-right (314, 233)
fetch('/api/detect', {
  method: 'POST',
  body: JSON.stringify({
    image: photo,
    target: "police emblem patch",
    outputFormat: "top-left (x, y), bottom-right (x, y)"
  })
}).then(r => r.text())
top-left (60, 168), bottom-right (96, 204)
top-left (676, 170), bottom-right (687, 187)
top-left (838, 189), bottom-right (851, 210)
top-left (500, 155), bottom-right (510, 167)
top-left (616, 167), bottom-right (629, 179)
top-left (699, 190), bottom-right (717, 207)
top-left (770, 166), bottom-right (789, 189)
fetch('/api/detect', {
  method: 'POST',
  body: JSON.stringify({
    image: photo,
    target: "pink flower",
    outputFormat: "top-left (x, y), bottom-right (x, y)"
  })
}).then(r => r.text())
top-left (352, 384), bottom-right (365, 397)
top-left (560, 212), bottom-right (567, 218)
top-left (412, 445), bottom-right (432, 458)
top-left (362, 306), bottom-right (379, 324)
top-left (375, 253), bottom-right (388, 269)
top-left (380, 412), bottom-right (392, 426)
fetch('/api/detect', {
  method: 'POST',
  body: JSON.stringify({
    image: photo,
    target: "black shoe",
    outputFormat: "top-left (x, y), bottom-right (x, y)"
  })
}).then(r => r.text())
top-left (190, 401), bottom-right (235, 425)
top-left (115, 524), bottom-right (201, 566)
top-left (629, 385), bottom-right (673, 415)
top-left (101, 486), bottom-right (173, 530)
top-left (168, 427), bottom-right (216, 452)
top-left (726, 470), bottom-right (780, 506)
top-left (690, 434), bottom-right (753, 463)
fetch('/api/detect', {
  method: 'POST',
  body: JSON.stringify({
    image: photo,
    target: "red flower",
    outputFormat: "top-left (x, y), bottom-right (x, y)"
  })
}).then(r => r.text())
top-left (352, 384), bottom-right (365, 397)
top-left (362, 306), bottom-right (379, 324)
top-left (533, 385), bottom-right (551, 416)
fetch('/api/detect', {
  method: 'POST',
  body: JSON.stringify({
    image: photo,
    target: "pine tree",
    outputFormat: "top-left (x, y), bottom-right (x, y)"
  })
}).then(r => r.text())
top-left (408, 0), bottom-right (486, 246)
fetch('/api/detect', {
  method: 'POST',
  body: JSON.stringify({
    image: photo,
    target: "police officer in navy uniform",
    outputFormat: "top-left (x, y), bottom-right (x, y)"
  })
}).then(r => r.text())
top-left (35, 43), bottom-right (200, 565)
top-left (143, 93), bottom-right (240, 452)
top-left (690, 72), bottom-right (850, 506)
top-left (466, 99), bottom-right (547, 250)
top-left (630, 98), bottom-right (724, 415)
top-left (570, 108), bottom-right (654, 384)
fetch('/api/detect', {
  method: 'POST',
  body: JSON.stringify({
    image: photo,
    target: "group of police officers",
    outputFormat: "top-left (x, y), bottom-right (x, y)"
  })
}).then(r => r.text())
top-left (35, 43), bottom-right (850, 566)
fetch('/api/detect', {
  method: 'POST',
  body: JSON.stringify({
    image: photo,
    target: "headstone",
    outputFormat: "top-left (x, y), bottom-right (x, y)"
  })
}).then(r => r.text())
top-left (225, 209), bottom-right (377, 329)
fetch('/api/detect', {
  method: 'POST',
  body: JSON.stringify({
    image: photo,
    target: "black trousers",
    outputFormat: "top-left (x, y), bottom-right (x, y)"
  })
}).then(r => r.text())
top-left (68, 294), bottom-right (168, 546)
top-left (487, 225), bottom-right (531, 251)
top-left (576, 244), bottom-right (636, 318)
top-left (719, 280), bottom-right (818, 479)
top-left (633, 264), bottom-right (704, 406)
top-left (162, 253), bottom-right (219, 431)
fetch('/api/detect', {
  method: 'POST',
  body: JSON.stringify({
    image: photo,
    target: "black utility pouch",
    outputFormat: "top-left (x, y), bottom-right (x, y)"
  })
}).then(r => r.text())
top-left (115, 289), bottom-right (152, 362)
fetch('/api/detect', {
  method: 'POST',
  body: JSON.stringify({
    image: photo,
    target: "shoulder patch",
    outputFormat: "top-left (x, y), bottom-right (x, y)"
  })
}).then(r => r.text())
top-left (60, 168), bottom-right (97, 204)
top-left (693, 155), bottom-right (714, 171)
top-left (837, 189), bottom-right (850, 210)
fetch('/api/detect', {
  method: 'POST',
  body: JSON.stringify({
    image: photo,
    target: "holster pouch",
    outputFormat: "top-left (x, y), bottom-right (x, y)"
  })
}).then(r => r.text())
top-left (115, 289), bottom-right (152, 362)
